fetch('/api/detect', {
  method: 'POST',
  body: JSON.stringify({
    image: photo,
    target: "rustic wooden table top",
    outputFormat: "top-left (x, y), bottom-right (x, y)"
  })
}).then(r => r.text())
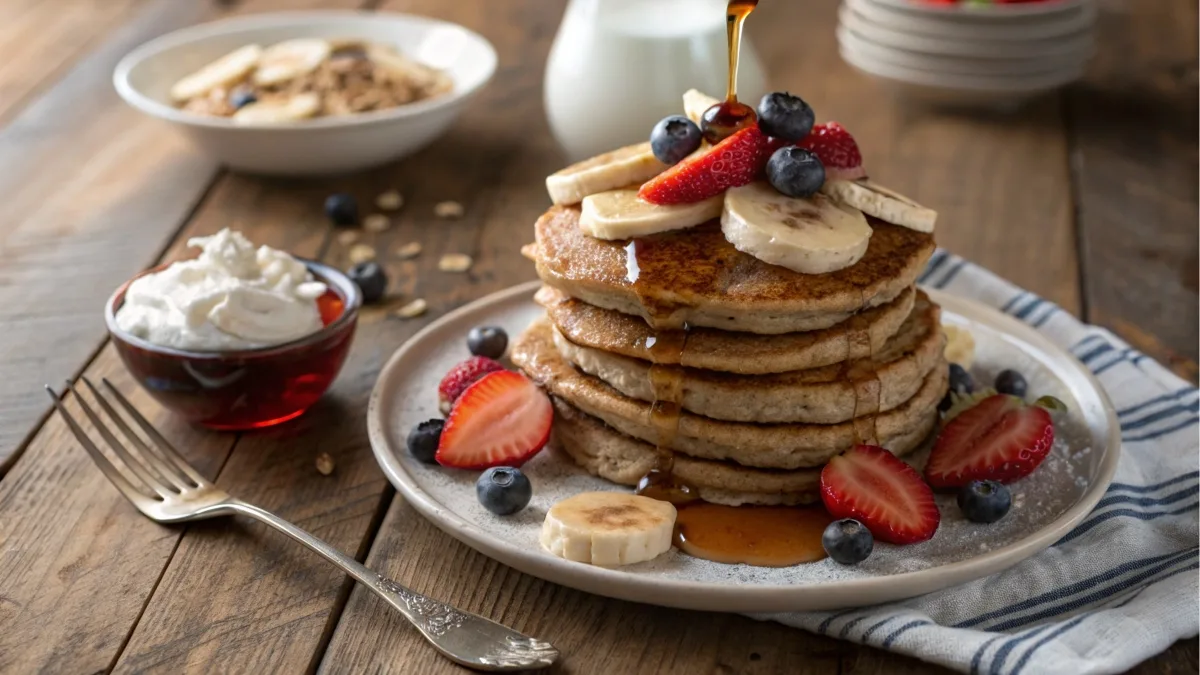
top-left (0, 0), bottom-right (1195, 673)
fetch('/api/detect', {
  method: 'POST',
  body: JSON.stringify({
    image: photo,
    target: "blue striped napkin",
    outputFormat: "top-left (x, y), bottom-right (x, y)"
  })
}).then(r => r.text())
top-left (763, 250), bottom-right (1199, 675)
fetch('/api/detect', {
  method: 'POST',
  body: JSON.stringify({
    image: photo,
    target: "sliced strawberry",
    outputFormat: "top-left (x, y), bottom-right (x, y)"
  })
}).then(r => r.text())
top-left (821, 444), bottom-right (940, 545)
top-left (926, 394), bottom-right (1054, 488)
top-left (796, 122), bottom-right (865, 181)
top-left (638, 126), bottom-right (773, 205)
top-left (437, 356), bottom-right (505, 414)
top-left (436, 370), bottom-right (552, 470)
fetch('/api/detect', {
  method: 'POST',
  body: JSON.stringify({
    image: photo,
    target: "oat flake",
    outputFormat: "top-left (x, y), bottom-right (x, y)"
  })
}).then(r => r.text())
top-left (348, 244), bottom-right (376, 264)
top-left (438, 253), bottom-right (472, 272)
top-left (315, 452), bottom-right (335, 475)
top-left (376, 190), bottom-right (403, 211)
top-left (395, 298), bottom-right (427, 318)
top-left (396, 241), bottom-right (422, 259)
top-left (364, 214), bottom-right (391, 232)
top-left (434, 201), bottom-right (464, 219)
top-left (337, 230), bottom-right (359, 246)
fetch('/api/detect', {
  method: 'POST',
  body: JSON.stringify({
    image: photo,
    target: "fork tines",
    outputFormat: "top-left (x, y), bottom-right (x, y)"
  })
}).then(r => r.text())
top-left (45, 378), bottom-right (202, 504)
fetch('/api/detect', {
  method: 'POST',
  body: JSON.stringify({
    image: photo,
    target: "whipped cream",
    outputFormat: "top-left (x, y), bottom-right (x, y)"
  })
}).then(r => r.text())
top-left (115, 229), bottom-right (328, 351)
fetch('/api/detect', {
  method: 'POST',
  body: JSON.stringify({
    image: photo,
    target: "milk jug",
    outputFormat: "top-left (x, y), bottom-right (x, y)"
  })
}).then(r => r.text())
top-left (544, 0), bottom-right (768, 161)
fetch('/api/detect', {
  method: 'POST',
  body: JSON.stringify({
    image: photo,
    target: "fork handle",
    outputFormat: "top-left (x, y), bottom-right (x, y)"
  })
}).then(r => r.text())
top-left (223, 500), bottom-right (465, 634)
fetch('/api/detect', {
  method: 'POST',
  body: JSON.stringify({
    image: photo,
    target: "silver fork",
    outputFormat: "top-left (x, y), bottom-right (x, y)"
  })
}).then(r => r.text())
top-left (46, 377), bottom-right (558, 672)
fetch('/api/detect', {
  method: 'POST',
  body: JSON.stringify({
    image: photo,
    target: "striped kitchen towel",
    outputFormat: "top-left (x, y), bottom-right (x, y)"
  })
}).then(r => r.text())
top-left (765, 250), bottom-right (1199, 675)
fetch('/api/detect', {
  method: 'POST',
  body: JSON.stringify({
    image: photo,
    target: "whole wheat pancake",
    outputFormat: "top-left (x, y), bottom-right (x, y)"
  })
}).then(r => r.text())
top-left (526, 205), bottom-right (935, 334)
top-left (513, 322), bottom-right (946, 469)
top-left (549, 291), bottom-right (944, 424)
top-left (551, 398), bottom-right (821, 506)
top-left (536, 285), bottom-right (916, 375)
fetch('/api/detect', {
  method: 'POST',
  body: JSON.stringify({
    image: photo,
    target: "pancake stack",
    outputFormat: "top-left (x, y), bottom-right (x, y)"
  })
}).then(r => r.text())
top-left (513, 204), bottom-right (947, 507)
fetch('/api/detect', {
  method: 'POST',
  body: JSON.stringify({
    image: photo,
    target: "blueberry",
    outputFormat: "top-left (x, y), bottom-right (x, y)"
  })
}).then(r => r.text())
top-left (756, 91), bottom-right (815, 142)
top-left (948, 363), bottom-right (974, 395)
top-left (649, 115), bottom-right (703, 165)
top-left (347, 262), bottom-right (388, 304)
top-left (468, 326), bottom-right (508, 359)
top-left (994, 369), bottom-right (1028, 398)
top-left (407, 419), bottom-right (443, 463)
top-left (938, 392), bottom-right (954, 413)
top-left (957, 480), bottom-right (1011, 524)
top-left (822, 518), bottom-right (873, 565)
top-left (324, 193), bottom-right (358, 227)
top-left (476, 466), bottom-right (532, 515)
top-left (229, 88), bottom-right (257, 109)
top-left (765, 147), bottom-right (826, 198)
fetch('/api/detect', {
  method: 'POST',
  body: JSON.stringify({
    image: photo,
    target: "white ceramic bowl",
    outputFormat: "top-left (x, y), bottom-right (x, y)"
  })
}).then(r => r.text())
top-left (868, 0), bottom-right (1087, 18)
top-left (114, 11), bottom-right (497, 176)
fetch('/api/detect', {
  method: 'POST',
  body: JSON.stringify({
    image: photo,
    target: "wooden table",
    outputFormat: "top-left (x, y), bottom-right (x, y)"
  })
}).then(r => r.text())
top-left (0, 0), bottom-right (1195, 673)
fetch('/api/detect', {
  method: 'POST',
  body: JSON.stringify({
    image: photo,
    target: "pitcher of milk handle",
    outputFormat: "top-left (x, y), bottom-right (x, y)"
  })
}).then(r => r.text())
top-left (544, 0), bottom-right (768, 162)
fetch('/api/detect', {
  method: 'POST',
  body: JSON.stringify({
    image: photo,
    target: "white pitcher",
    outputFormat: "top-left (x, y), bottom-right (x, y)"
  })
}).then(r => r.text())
top-left (544, 0), bottom-right (768, 162)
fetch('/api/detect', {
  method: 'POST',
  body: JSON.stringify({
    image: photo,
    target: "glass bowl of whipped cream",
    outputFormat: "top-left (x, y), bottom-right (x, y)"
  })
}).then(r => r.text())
top-left (105, 228), bottom-right (360, 430)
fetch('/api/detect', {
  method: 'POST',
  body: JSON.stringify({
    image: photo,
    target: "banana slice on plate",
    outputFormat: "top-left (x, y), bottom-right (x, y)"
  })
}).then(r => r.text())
top-left (821, 179), bottom-right (937, 233)
top-left (580, 189), bottom-right (722, 240)
top-left (545, 143), bottom-right (667, 206)
top-left (541, 492), bottom-right (677, 566)
top-left (170, 44), bottom-right (262, 102)
top-left (253, 38), bottom-right (331, 87)
top-left (943, 324), bottom-right (976, 369)
top-left (722, 181), bottom-right (872, 275)
top-left (232, 93), bottom-right (321, 124)
top-left (683, 88), bottom-right (720, 124)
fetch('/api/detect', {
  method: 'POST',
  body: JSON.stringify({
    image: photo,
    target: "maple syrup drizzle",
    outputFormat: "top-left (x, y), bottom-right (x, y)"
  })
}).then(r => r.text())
top-left (627, 0), bottom-right (844, 565)
top-left (626, 239), bottom-right (698, 506)
top-left (700, 0), bottom-right (760, 144)
top-left (674, 503), bottom-right (832, 567)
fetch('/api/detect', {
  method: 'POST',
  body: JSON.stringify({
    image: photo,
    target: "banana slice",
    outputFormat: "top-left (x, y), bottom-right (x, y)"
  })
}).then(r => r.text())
top-left (721, 181), bottom-right (872, 274)
top-left (540, 492), bottom-right (676, 566)
top-left (580, 189), bottom-right (721, 240)
top-left (943, 324), bottom-right (976, 369)
top-left (683, 88), bottom-right (720, 124)
top-left (821, 179), bottom-right (938, 233)
top-left (253, 38), bottom-right (331, 87)
top-left (545, 143), bottom-right (667, 206)
top-left (170, 45), bottom-right (262, 102)
top-left (232, 93), bottom-right (321, 124)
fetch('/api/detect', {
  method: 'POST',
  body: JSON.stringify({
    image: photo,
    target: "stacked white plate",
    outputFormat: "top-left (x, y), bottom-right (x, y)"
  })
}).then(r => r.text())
top-left (837, 0), bottom-right (1096, 108)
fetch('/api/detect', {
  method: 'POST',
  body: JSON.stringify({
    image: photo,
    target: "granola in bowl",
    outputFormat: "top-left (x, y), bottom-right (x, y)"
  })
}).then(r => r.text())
top-left (172, 38), bottom-right (454, 123)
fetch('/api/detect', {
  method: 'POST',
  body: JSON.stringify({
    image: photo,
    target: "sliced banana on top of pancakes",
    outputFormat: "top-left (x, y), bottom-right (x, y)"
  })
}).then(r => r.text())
top-left (542, 89), bottom-right (936, 275)
top-left (722, 181), bottom-right (873, 275)
top-left (822, 179), bottom-right (938, 234)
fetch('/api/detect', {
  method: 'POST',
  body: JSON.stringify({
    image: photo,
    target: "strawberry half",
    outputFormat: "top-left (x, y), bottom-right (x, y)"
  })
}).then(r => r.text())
top-left (436, 370), bottom-right (552, 470)
top-left (820, 444), bottom-right (940, 545)
top-left (638, 125), bottom-right (773, 205)
top-left (925, 394), bottom-right (1054, 489)
top-left (796, 122), bottom-right (866, 181)
top-left (437, 356), bottom-right (505, 414)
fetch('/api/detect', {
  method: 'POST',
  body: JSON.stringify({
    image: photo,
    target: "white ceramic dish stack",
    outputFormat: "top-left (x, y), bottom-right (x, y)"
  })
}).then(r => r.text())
top-left (837, 0), bottom-right (1097, 108)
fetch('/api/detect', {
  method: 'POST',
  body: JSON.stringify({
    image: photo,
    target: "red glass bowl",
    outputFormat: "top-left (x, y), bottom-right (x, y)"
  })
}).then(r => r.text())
top-left (105, 259), bottom-right (360, 430)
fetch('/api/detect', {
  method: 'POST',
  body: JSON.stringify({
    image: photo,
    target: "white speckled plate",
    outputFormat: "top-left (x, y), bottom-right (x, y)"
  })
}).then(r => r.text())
top-left (366, 281), bottom-right (1120, 613)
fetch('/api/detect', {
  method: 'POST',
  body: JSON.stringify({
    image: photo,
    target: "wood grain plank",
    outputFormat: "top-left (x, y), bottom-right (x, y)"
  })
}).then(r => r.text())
top-left (753, 3), bottom-right (1080, 314)
top-left (0, 0), bottom-right (219, 472)
top-left (0, 0), bottom-right (152, 127)
top-left (1067, 0), bottom-right (1199, 369)
top-left (0, 0), bottom-right (379, 672)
